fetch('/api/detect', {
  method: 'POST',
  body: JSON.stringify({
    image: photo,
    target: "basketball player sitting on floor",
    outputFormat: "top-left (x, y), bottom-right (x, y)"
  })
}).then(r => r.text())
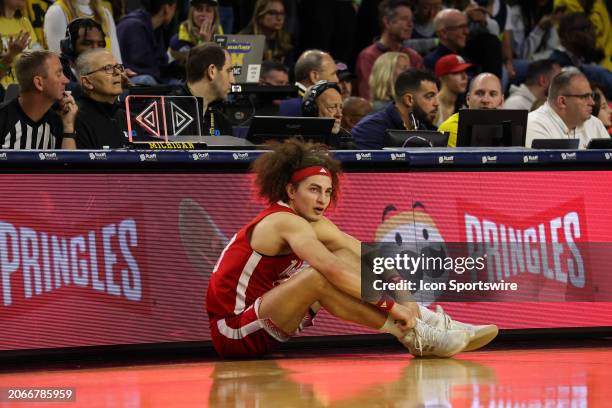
top-left (206, 138), bottom-right (497, 358)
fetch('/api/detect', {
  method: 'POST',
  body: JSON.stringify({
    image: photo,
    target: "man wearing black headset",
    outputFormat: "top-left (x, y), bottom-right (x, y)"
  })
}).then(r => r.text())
top-left (59, 18), bottom-right (107, 95)
top-left (302, 81), bottom-right (355, 149)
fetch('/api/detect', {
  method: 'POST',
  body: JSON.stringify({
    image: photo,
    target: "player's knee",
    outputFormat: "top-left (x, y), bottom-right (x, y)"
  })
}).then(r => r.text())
top-left (299, 267), bottom-right (332, 294)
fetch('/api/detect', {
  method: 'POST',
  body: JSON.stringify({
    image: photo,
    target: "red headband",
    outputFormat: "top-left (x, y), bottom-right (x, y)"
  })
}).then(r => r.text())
top-left (290, 166), bottom-right (331, 184)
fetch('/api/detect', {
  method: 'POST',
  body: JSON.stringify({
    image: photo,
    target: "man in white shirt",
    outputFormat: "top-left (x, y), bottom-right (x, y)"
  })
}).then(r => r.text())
top-left (504, 59), bottom-right (560, 111)
top-left (526, 67), bottom-right (610, 149)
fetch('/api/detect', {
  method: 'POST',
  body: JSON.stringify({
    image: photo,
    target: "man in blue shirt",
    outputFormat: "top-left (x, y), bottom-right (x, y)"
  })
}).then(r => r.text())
top-left (352, 69), bottom-right (439, 149)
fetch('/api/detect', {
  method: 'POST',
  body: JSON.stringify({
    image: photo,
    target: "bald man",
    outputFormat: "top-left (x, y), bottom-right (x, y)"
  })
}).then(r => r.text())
top-left (279, 49), bottom-right (339, 117)
top-left (74, 48), bottom-right (129, 149)
top-left (341, 97), bottom-right (373, 132)
top-left (438, 72), bottom-right (504, 147)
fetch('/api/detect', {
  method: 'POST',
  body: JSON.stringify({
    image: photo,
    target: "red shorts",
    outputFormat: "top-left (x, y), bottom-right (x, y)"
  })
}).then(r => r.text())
top-left (210, 297), bottom-right (316, 358)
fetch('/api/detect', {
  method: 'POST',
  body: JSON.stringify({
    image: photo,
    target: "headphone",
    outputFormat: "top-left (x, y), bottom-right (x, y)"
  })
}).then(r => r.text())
top-left (301, 80), bottom-right (342, 117)
top-left (60, 18), bottom-right (105, 60)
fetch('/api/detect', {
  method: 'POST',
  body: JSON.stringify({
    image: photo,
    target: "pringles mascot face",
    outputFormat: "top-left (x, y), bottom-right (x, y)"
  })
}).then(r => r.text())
top-left (374, 202), bottom-right (450, 305)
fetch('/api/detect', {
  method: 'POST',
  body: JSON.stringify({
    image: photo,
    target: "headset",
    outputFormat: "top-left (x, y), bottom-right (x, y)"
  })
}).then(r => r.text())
top-left (60, 18), bottom-right (105, 60)
top-left (301, 80), bottom-right (342, 117)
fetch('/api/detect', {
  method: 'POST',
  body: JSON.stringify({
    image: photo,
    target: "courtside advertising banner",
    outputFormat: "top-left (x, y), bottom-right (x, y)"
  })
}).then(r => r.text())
top-left (1, 171), bottom-right (612, 350)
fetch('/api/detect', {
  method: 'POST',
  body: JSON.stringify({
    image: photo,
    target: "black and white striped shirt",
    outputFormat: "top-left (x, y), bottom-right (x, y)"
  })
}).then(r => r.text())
top-left (0, 99), bottom-right (63, 149)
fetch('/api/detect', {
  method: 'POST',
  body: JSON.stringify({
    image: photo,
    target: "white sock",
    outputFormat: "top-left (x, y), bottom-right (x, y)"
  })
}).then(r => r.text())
top-left (379, 315), bottom-right (404, 338)
top-left (418, 305), bottom-right (438, 325)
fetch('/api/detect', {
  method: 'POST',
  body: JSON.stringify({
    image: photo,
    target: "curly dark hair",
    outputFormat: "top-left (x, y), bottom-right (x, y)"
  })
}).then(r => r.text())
top-left (251, 138), bottom-right (343, 205)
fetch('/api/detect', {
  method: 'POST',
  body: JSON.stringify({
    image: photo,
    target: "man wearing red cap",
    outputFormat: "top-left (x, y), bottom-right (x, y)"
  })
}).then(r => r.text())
top-left (434, 54), bottom-right (471, 126)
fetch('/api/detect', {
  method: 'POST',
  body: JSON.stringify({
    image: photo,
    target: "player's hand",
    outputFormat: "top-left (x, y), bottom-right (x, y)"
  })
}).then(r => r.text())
top-left (388, 302), bottom-right (420, 331)
top-left (59, 91), bottom-right (78, 132)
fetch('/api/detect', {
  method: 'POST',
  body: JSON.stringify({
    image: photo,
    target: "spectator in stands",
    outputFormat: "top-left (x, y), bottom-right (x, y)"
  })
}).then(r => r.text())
top-left (526, 67), bottom-right (609, 149)
top-left (352, 69), bottom-right (439, 149)
top-left (24, 0), bottom-right (51, 49)
top-left (239, 0), bottom-right (292, 64)
top-left (1, 0), bottom-right (41, 88)
top-left (301, 80), bottom-right (355, 149)
top-left (369, 51), bottom-right (411, 111)
top-left (434, 54), bottom-right (471, 126)
top-left (592, 84), bottom-right (612, 133)
top-left (424, 9), bottom-right (468, 71)
top-left (117, 0), bottom-right (177, 85)
top-left (278, 49), bottom-right (338, 117)
top-left (504, 59), bottom-right (560, 111)
top-left (505, 0), bottom-right (560, 61)
top-left (73, 49), bottom-right (127, 148)
top-left (554, 0), bottom-right (612, 71)
top-left (44, 0), bottom-right (121, 64)
top-left (438, 72), bottom-right (504, 147)
top-left (173, 42), bottom-right (234, 136)
top-left (169, 0), bottom-right (222, 67)
top-left (336, 61), bottom-right (354, 100)
top-left (59, 18), bottom-right (107, 95)
top-left (0, 50), bottom-right (77, 149)
top-left (406, 0), bottom-right (443, 54)
top-left (424, 8), bottom-right (503, 79)
top-left (355, 0), bottom-right (423, 100)
top-left (549, 12), bottom-right (612, 95)
top-left (341, 96), bottom-right (373, 132)
top-left (259, 60), bottom-right (289, 85)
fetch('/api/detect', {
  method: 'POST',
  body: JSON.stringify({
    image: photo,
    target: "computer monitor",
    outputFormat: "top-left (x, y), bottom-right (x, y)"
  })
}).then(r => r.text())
top-left (587, 138), bottom-right (612, 149)
top-left (456, 109), bottom-right (528, 147)
top-left (385, 130), bottom-right (449, 147)
top-left (531, 139), bottom-right (580, 149)
top-left (246, 116), bottom-right (335, 145)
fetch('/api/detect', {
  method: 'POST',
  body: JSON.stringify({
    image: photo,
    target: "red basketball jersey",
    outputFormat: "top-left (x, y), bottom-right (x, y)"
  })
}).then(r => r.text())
top-left (207, 202), bottom-right (304, 319)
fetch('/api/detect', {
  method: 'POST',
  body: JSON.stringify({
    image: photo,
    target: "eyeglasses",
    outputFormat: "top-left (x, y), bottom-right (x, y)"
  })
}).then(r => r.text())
top-left (84, 63), bottom-right (125, 76)
top-left (562, 92), bottom-right (595, 101)
top-left (263, 10), bottom-right (285, 18)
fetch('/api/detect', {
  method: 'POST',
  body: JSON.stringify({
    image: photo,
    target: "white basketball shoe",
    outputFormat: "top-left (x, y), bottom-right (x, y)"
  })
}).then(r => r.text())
top-left (400, 319), bottom-right (470, 358)
top-left (428, 306), bottom-right (499, 352)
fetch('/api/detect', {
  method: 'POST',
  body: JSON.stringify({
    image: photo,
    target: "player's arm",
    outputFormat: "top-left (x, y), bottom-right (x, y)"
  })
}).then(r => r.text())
top-left (276, 213), bottom-right (362, 299)
top-left (273, 214), bottom-right (418, 328)
top-left (312, 216), bottom-right (361, 256)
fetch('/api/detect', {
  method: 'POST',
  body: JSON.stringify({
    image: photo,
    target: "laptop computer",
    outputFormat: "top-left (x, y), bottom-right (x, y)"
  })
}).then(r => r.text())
top-left (531, 139), bottom-right (580, 149)
top-left (385, 130), bottom-right (449, 148)
top-left (587, 138), bottom-right (612, 149)
top-left (214, 34), bottom-right (265, 83)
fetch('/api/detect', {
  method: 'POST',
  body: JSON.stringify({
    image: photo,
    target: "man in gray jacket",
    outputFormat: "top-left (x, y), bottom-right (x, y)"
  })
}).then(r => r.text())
top-left (504, 59), bottom-right (560, 111)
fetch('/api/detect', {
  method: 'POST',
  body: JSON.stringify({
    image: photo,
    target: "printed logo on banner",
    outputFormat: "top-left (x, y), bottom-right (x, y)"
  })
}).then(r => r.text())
top-left (0, 153), bottom-right (7, 160)
top-left (0, 208), bottom-right (149, 318)
top-left (191, 153), bottom-right (210, 161)
top-left (523, 154), bottom-right (538, 163)
top-left (438, 155), bottom-right (454, 164)
top-left (232, 152), bottom-right (249, 161)
top-left (605, 152), bottom-right (612, 160)
top-left (89, 152), bottom-right (108, 161)
top-left (561, 152), bottom-right (577, 160)
top-left (482, 155), bottom-right (497, 164)
top-left (38, 152), bottom-right (58, 161)
top-left (390, 153), bottom-right (407, 161)
top-left (139, 153), bottom-right (158, 162)
top-left (373, 202), bottom-right (450, 305)
top-left (356, 153), bottom-right (372, 161)
top-left (457, 197), bottom-right (590, 299)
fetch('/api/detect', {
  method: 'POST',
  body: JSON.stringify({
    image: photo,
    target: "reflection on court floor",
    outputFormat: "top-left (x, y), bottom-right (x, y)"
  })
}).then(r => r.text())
top-left (0, 345), bottom-right (608, 407)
